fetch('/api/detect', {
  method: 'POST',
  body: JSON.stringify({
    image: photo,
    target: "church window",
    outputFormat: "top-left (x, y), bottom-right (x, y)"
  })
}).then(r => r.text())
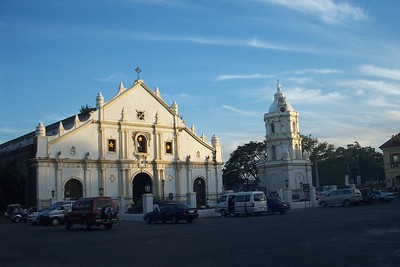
top-left (108, 139), bottom-right (116, 152)
top-left (271, 146), bottom-right (276, 160)
top-left (271, 123), bottom-right (275, 133)
top-left (165, 141), bottom-right (173, 154)
top-left (137, 135), bottom-right (147, 153)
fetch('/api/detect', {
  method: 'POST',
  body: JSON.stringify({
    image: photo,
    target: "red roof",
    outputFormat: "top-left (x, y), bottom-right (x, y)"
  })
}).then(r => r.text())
top-left (379, 132), bottom-right (400, 149)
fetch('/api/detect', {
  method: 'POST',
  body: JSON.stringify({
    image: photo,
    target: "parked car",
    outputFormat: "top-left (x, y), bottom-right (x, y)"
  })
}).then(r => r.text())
top-left (372, 190), bottom-right (396, 203)
top-left (65, 197), bottom-right (119, 230)
top-left (360, 188), bottom-right (375, 205)
top-left (143, 203), bottom-right (199, 224)
top-left (37, 201), bottom-right (75, 226)
top-left (267, 197), bottom-right (290, 215)
top-left (318, 188), bottom-right (363, 208)
top-left (27, 212), bottom-right (40, 224)
top-left (4, 204), bottom-right (28, 223)
top-left (214, 191), bottom-right (268, 217)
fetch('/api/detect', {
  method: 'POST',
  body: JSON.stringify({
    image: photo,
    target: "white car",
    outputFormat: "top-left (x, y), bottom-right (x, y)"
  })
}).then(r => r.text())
top-left (373, 190), bottom-right (396, 202)
top-left (27, 212), bottom-right (40, 224)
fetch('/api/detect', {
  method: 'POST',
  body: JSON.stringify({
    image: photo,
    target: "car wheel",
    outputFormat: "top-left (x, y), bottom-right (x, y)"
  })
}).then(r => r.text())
top-left (81, 218), bottom-right (91, 230)
top-left (186, 218), bottom-right (193, 223)
top-left (320, 201), bottom-right (327, 208)
top-left (105, 223), bottom-right (113, 230)
top-left (343, 200), bottom-right (351, 207)
top-left (14, 217), bottom-right (21, 223)
top-left (171, 217), bottom-right (178, 224)
top-left (220, 210), bottom-right (227, 217)
top-left (51, 217), bottom-right (60, 226)
top-left (65, 218), bottom-right (72, 230)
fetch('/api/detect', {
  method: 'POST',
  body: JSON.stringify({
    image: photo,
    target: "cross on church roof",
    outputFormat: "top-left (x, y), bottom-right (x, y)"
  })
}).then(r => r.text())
top-left (277, 80), bottom-right (281, 92)
top-left (135, 66), bottom-right (141, 80)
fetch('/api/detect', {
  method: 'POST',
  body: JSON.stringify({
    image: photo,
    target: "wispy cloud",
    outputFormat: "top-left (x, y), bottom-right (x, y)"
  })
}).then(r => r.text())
top-left (286, 87), bottom-right (346, 104)
top-left (342, 79), bottom-right (400, 96)
top-left (221, 105), bottom-right (257, 116)
top-left (216, 73), bottom-right (273, 81)
top-left (292, 68), bottom-right (343, 75)
top-left (264, 0), bottom-right (367, 26)
top-left (359, 65), bottom-right (400, 81)
top-left (96, 73), bottom-right (127, 83)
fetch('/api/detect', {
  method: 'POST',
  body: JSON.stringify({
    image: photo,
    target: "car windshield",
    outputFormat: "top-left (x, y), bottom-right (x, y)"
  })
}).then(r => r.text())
top-left (47, 202), bottom-right (63, 210)
top-left (176, 203), bottom-right (191, 209)
top-left (95, 199), bottom-right (111, 208)
top-left (254, 193), bottom-right (266, 201)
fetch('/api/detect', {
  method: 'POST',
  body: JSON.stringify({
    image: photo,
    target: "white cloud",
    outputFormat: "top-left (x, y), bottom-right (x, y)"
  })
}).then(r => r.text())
top-left (264, 0), bottom-right (367, 26)
top-left (221, 105), bottom-right (258, 116)
top-left (286, 87), bottom-right (346, 104)
top-left (292, 68), bottom-right (343, 75)
top-left (342, 79), bottom-right (400, 96)
top-left (216, 73), bottom-right (273, 81)
top-left (96, 73), bottom-right (126, 83)
top-left (359, 65), bottom-right (400, 81)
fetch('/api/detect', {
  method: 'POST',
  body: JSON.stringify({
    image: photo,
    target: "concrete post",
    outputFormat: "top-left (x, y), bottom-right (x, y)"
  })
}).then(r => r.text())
top-left (310, 187), bottom-right (317, 207)
top-left (278, 189), bottom-right (284, 200)
top-left (142, 193), bottom-right (153, 214)
top-left (119, 197), bottom-right (126, 215)
top-left (186, 192), bottom-right (197, 208)
top-left (283, 189), bottom-right (292, 204)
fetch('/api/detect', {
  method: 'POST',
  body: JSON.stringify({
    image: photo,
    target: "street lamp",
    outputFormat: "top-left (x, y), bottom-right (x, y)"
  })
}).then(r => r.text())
top-left (99, 187), bottom-right (104, 196)
top-left (161, 179), bottom-right (165, 203)
top-left (51, 190), bottom-right (55, 199)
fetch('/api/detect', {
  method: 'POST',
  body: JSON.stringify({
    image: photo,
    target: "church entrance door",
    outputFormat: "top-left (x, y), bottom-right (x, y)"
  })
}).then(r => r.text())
top-left (64, 179), bottom-right (83, 199)
top-left (132, 173), bottom-right (152, 206)
top-left (193, 178), bottom-right (206, 207)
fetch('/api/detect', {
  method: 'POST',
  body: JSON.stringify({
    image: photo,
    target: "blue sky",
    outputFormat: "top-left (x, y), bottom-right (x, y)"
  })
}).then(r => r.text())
top-left (1, 0), bottom-right (399, 161)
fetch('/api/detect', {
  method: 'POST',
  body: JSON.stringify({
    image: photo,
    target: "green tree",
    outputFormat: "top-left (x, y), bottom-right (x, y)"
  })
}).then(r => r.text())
top-left (301, 136), bottom-right (384, 188)
top-left (223, 141), bottom-right (265, 191)
top-left (79, 104), bottom-right (96, 115)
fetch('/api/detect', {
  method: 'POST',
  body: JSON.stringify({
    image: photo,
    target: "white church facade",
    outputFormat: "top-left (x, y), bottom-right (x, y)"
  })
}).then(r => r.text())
top-left (258, 82), bottom-right (313, 200)
top-left (0, 74), bottom-right (223, 211)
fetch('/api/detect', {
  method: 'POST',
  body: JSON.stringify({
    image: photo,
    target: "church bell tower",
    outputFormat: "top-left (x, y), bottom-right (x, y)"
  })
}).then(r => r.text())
top-left (258, 81), bottom-right (312, 195)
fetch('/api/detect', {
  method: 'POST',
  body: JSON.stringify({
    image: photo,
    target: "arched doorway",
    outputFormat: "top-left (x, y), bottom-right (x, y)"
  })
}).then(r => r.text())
top-left (132, 172), bottom-right (152, 206)
top-left (193, 177), bottom-right (206, 207)
top-left (64, 179), bottom-right (83, 199)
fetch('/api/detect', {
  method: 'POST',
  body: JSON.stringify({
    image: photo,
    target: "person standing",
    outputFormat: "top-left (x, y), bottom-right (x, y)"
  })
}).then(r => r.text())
top-left (152, 201), bottom-right (160, 223)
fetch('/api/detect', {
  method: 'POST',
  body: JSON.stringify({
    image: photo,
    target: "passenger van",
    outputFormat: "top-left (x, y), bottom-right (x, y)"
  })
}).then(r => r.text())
top-left (215, 191), bottom-right (268, 217)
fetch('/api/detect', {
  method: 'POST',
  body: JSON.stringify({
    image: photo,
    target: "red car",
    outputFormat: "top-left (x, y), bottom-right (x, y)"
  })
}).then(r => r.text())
top-left (65, 197), bottom-right (119, 230)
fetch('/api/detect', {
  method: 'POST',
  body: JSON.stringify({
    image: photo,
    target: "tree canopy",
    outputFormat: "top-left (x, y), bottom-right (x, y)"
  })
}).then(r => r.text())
top-left (79, 104), bottom-right (96, 115)
top-left (223, 136), bottom-right (384, 191)
top-left (222, 141), bottom-right (265, 191)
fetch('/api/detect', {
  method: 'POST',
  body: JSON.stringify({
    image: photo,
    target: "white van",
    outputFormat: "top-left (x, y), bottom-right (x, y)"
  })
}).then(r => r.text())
top-left (215, 191), bottom-right (268, 217)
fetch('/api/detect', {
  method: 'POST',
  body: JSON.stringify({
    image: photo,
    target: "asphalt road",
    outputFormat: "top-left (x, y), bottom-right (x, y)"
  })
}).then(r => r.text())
top-left (1, 200), bottom-right (399, 267)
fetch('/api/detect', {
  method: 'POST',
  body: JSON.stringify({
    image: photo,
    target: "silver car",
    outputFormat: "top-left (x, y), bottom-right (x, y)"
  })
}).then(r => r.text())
top-left (318, 188), bottom-right (363, 208)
